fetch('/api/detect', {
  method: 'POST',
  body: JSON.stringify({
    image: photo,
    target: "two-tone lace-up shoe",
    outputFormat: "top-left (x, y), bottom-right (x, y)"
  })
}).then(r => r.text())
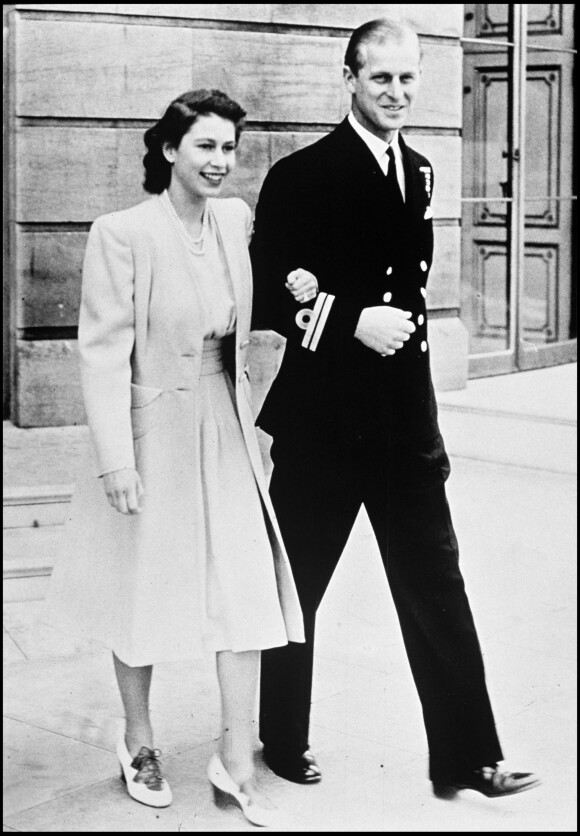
top-left (117, 737), bottom-right (173, 807)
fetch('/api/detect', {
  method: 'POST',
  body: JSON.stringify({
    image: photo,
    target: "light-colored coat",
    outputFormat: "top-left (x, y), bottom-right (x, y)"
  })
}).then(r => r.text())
top-left (48, 194), bottom-right (304, 666)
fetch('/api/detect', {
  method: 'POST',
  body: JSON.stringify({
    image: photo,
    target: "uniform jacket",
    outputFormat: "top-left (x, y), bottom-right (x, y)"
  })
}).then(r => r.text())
top-left (250, 118), bottom-right (449, 485)
top-left (48, 194), bottom-right (304, 666)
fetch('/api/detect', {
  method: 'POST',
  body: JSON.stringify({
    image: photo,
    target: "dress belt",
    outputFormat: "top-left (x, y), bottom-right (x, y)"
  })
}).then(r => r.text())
top-left (200, 338), bottom-right (224, 376)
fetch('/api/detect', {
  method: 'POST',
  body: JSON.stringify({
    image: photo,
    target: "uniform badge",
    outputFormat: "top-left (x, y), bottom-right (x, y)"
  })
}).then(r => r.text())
top-left (419, 166), bottom-right (432, 199)
top-left (295, 292), bottom-right (335, 351)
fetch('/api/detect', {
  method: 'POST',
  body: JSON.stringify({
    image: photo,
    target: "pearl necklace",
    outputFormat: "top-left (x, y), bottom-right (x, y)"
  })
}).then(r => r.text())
top-left (186, 209), bottom-right (208, 256)
top-left (162, 191), bottom-right (208, 256)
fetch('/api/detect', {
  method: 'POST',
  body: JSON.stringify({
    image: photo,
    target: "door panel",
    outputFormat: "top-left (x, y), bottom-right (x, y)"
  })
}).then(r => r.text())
top-left (522, 50), bottom-right (575, 359)
top-left (462, 3), bottom-right (576, 374)
top-left (462, 47), bottom-right (511, 357)
top-left (471, 4), bottom-right (564, 37)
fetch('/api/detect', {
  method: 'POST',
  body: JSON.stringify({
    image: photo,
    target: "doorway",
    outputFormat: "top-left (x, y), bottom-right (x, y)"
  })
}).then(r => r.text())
top-left (461, 3), bottom-right (576, 377)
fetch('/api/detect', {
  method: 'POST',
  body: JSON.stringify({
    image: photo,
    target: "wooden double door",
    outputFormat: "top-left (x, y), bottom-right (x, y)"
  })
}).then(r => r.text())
top-left (462, 3), bottom-right (576, 376)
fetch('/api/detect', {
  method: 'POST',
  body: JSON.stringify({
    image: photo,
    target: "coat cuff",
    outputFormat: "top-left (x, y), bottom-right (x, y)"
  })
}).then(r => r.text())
top-left (298, 291), bottom-right (335, 351)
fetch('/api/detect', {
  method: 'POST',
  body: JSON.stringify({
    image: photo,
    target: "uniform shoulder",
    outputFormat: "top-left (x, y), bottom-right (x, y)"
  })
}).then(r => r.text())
top-left (261, 134), bottom-right (334, 200)
top-left (268, 133), bottom-right (330, 177)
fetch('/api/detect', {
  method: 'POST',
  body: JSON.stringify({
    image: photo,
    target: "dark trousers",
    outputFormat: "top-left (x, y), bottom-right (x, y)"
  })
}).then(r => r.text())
top-left (259, 437), bottom-right (503, 782)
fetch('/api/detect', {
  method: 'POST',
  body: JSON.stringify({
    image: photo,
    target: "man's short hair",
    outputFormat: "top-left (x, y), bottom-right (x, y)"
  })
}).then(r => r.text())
top-left (344, 18), bottom-right (422, 75)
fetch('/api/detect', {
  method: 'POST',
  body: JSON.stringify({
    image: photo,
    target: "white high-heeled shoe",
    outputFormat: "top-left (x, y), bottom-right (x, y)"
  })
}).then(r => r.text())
top-left (117, 737), bottom-right (173, 808)
top-left (207, 752), bottom-right (280, 827)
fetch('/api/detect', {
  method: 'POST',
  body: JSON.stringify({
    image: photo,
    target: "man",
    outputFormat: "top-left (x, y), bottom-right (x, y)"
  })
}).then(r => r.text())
top-left (250, 18), bottom-right (539, 799)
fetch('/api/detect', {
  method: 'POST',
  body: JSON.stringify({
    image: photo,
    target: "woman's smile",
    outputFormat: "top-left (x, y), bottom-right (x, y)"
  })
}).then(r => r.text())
top-left (200, 171), bottom-right (226, 185)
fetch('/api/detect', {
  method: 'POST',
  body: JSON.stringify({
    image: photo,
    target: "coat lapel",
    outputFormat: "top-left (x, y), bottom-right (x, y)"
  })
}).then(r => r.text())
top-left (150, 193), bottom-right (210, 346)
top-left (328, 119), bottom-right (399, 233)
top-left (333, 121), bottom-right (429, 223)
top-left (210, 199), bottom-right (251, 341)
top-left (399, 134), bottom-right (430, 224)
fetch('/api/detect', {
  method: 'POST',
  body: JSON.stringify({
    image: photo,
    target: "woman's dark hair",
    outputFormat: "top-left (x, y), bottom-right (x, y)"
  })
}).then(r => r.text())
top-left (344, 18), bottom-right (422, 76)
top-left (143, 89), bottom-right (247, 194)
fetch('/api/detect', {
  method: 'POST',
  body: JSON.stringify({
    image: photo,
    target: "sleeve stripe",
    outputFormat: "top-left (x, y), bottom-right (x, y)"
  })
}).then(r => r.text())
top-left (301, 292), bottom-right (327, 349)
top-left (309, 294), bottom-right (334, 352)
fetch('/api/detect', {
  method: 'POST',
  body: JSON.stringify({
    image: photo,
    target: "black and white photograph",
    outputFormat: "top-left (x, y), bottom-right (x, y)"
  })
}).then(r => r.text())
top-left (3, 3), bottom-right (577, 832)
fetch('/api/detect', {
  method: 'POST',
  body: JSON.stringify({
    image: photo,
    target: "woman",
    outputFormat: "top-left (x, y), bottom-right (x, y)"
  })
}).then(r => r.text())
top-left (47, 89), bottom-right (305, 826)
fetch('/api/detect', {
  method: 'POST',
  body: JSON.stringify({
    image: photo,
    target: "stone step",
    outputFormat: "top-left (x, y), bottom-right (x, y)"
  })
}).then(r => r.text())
top-left (438, 403), bottom-right (576, 473)
top-left (3, 485), bottom-right (74, 528)
top-left (437, 363), bottom-right (577, 474)
top-left (3, 525), bottom-right (63, 602)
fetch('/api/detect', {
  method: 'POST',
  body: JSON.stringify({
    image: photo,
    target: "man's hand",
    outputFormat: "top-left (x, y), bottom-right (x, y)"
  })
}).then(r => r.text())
top-left (355, 306), bottom-right (416, 356)
top-left (103, 468), bottom-right (144, 515)
top-left (286, 268), bottom-right (318, 303)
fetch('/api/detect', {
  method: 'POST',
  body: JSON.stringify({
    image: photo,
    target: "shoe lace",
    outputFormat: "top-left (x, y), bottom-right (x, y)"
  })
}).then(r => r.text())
top-left (131, 747), bottom-right (165, 790)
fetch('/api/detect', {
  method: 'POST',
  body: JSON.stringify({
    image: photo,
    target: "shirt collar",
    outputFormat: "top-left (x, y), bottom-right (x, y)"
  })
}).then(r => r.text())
top-left (348, 111), bottom-right (401, 166)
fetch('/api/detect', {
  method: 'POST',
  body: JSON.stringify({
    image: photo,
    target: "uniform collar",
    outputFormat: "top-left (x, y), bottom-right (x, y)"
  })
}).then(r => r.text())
top-left (347, 111), bottom-right (402, 167)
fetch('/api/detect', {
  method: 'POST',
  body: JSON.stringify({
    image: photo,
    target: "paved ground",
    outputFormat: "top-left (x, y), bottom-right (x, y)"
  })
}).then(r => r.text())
top-left (3, 364), bottom-right (577, 831)
top-left (3, 453), bottom-right (576, 832)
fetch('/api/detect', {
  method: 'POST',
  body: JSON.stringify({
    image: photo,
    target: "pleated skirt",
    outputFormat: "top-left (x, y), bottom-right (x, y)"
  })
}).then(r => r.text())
top-left (45, 339), bottom-right (290, 663)
top-left (189, 340), bottom-right (288, 652)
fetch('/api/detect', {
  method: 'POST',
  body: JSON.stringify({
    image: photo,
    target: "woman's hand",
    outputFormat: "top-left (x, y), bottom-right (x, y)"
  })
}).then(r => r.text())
top-left (102, 468), bottom-right (145, 515)
top-left (285, 268), bottom-right (318, 304)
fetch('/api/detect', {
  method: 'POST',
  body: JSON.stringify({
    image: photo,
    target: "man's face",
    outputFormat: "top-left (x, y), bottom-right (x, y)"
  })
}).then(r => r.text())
top-left (344, 37), bottom-right (422, 141)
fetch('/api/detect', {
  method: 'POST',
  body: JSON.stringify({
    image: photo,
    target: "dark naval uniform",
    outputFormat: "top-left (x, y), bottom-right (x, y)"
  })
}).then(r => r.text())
top-left (250, 117), bottom-right (503, 783)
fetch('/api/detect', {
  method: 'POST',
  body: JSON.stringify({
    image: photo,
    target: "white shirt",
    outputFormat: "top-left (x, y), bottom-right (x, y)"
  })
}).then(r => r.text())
top-left (347, 111), bottom-right (406, 201)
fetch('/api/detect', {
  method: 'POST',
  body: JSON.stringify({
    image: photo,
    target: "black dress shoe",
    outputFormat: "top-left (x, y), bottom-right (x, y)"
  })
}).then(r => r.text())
top-left (433, 764), bottom-right (540, 799)
top-left (263, 748), bottom-right (322, 784)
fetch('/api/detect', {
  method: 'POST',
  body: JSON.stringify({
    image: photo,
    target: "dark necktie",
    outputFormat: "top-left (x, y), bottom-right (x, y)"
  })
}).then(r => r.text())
top-left (384, 146), bottom-right (404, 207)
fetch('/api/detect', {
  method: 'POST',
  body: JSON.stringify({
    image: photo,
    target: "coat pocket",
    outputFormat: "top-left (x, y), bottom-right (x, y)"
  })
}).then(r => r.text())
top-left (130, 383), bottom-right (163, 440)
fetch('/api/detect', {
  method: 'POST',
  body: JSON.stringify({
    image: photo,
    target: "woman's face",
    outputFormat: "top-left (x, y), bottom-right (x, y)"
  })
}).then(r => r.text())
top-left (163, 113), bottom-right (237, 201)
